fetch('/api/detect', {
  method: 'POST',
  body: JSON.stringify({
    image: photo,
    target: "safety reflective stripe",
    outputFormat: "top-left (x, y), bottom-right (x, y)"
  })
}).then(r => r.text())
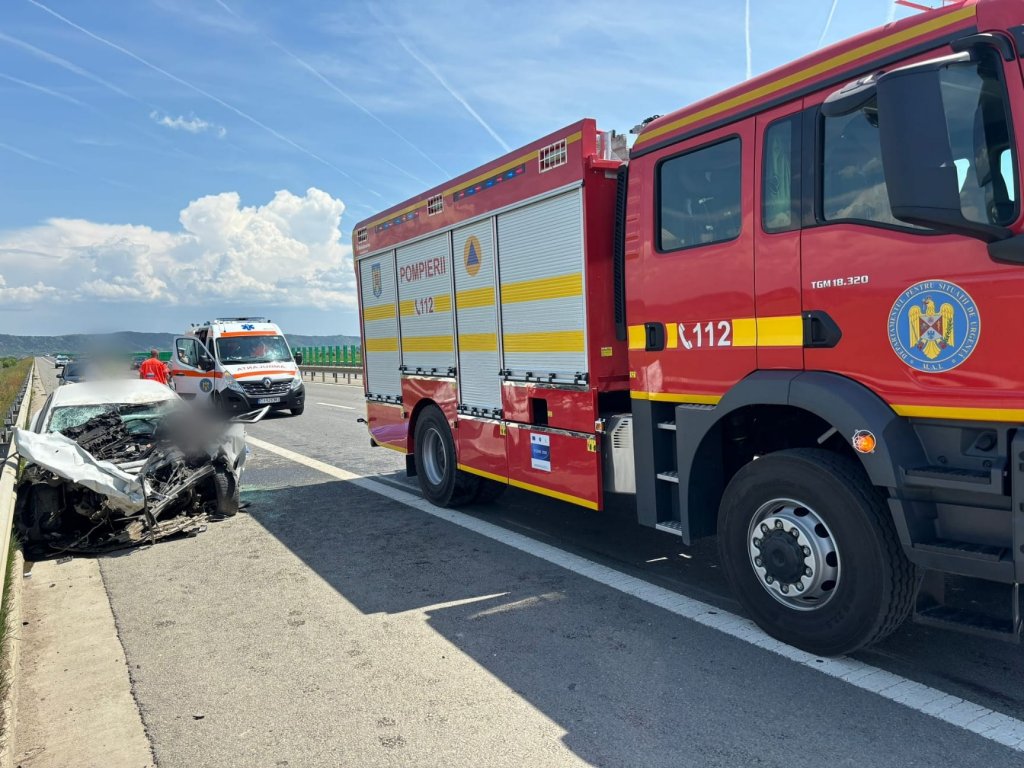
top-left (891, 404), bottom-right (1024, 423)
top-left (365, 337), bottom-right (399, 353)
top-left (626, 315), bottom-right (803, 349)
top-left (500, 273), bottom-right (583, 305)
top-left (630, 391), bottom-right (722, 405)
top-left (363, 304), bottom-right (396, 321)
top-left (503, 330), bottom-right (584, 354)
top-left (456, 286), bottom-right (496, 310)
top-left (401, 335), bottom-right (455, 353)
top-left (458, 333), bottom-right (498, 352)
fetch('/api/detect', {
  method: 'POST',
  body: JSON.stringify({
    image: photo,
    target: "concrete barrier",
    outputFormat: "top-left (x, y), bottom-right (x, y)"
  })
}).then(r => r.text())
top-left (299, 365), bottom-right (362, 385)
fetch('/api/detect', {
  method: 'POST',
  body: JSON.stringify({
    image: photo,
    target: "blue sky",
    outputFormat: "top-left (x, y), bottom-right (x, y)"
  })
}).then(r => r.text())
top-left (0, 0), bottom-right (917, 336)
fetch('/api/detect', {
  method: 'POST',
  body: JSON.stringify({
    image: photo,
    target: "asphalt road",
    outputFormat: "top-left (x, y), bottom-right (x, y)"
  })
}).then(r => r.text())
top-left (32, 361), bottom-right (1024, 766)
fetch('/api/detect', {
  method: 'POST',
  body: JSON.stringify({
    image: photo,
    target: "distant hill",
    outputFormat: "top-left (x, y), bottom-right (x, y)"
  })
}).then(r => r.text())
top-left (0, 331), bottom-right (361, 357)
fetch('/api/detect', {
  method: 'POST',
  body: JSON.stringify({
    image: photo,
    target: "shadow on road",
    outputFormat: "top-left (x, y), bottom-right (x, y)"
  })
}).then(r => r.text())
top-left (239, 477), bottom-right (1012, 767)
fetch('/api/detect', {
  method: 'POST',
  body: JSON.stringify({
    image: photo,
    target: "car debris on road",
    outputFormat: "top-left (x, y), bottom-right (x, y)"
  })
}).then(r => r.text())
top-left (13, 381), bottom-right (263, 556)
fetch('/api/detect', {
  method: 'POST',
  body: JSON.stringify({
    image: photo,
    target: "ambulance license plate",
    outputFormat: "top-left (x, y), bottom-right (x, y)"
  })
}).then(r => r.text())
top-left (257, 397), bottom-right (281, 404)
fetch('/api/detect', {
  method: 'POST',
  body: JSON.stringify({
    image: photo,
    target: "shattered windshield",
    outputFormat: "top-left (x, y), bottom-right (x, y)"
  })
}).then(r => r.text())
top-left (216, 335), bottom-right (292, 365)
top-left (48, 401), bottom-right (177, 435)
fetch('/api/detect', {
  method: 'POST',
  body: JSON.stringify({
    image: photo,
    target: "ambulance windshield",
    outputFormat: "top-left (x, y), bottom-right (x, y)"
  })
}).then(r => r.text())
top-left (216, 335), bottom-right (292, 365)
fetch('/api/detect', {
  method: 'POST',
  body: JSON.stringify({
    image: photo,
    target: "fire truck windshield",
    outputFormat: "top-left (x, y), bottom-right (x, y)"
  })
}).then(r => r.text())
top-left (216, 335), bottom-right (292, 365)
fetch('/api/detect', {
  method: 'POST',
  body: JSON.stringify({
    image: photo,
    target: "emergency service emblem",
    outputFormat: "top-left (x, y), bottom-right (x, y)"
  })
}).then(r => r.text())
top-left (199, 378), bottom-right (213, 393)
top-left (464, 235), bottom-right (482, 277)
top-left (371, 263), bottom-right (383, 298)
top-left (888, 280), bottom-right (980, 373)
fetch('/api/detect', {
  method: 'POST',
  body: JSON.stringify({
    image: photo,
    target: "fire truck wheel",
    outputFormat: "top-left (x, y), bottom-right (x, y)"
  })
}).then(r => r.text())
top-left (717, 448), bottom-right (914, 656)
top-left (413, 406), bottom-right (479, 507)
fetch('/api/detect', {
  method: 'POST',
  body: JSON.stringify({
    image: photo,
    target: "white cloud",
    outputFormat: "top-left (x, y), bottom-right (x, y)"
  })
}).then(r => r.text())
top-left (150, 110), bottom-right (226, 137)
top-left (0, 187), bottom-right (355, 310)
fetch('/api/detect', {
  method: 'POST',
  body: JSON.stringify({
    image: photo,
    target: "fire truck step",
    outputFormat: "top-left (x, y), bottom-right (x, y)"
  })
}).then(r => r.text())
top-left (913, 604), bottom-right (1022, 643)
top-left (655, 520), bottom-right (684, 536)
top-left (913, 539), bottom-right (1008, 562)
top-left (656, 470), bottom-right (680, 484)
top-left (903, 465), bottom-right (1000, 493)
top-left (656, 421), bottom-right (677, 431)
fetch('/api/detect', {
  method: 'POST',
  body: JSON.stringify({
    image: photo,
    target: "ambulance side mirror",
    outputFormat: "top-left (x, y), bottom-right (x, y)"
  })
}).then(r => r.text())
top-left (293, 351), bottom-right (303, 365)
top-left (198, 352), bottom-right (215, 372)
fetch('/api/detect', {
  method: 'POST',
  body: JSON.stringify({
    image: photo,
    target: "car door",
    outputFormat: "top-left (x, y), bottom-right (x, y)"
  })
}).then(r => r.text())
top-left (170, 337), bottom-right (212, 403)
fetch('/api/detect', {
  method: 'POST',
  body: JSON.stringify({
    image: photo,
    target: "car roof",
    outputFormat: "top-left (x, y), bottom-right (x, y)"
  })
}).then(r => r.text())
top-left (49, 379), bottom-right (179, 407)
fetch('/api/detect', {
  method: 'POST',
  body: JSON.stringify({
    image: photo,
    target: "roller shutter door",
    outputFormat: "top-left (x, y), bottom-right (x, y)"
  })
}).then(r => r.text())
top-left (396, 233), bottom-right (455, 375)
top-left (359, 252), bottom-right (401, 398)
top-left (497, 189), bottom-right (586, 382)
top-left (453, 219), bottom-right (501, 412)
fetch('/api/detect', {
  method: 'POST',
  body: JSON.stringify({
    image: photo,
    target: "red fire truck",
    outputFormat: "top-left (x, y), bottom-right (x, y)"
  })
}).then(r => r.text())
top-left (354, 0), bottom-right (1024, 655)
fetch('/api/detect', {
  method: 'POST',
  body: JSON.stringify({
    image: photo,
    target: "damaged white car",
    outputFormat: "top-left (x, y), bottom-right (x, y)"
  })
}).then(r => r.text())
top-left (15, 380), bottom-right (255, 556)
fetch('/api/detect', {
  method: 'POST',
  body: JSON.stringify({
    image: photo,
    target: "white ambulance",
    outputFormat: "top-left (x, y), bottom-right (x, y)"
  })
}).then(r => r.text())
top-left (169, 317), bottom-right (305, 416)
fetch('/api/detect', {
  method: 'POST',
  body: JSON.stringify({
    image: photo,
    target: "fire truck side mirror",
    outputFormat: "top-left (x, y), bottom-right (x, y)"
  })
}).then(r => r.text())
top-left (875, 54), bottom-right (1011, 244)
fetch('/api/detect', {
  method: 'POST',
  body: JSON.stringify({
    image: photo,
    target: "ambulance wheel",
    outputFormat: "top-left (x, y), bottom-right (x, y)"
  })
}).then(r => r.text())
top-left (717, 448), bottom-right (914, 657)
top-left (414, 406), bottom-right (479, 507)
top-left (291, 405), bottom-right (304, 416)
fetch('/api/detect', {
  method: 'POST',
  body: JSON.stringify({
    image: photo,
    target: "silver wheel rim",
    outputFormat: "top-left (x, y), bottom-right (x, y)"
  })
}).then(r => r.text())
top-left (747, 498), bottom-right (841, 611)
top-left (421, 426), bottom-right (448, 487)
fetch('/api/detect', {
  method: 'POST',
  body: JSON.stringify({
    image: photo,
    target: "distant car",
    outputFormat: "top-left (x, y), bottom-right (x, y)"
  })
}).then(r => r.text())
top-left (31, 379), bottom-right (180, 434)
top-left (54, 355), bottom-right (69, 368)
top-left (131, 355), bottom-right (146, 370)
top-left (58, 361), bottom-right (91, 385)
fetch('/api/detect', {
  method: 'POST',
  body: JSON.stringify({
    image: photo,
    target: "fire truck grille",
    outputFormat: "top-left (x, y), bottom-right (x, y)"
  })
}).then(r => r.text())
top-left (239, 380), bottom-right (291, 396)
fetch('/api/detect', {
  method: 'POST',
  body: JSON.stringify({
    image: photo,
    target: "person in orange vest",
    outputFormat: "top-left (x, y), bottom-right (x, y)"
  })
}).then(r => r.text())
top-left (138, 349), bottom-right (169, 385)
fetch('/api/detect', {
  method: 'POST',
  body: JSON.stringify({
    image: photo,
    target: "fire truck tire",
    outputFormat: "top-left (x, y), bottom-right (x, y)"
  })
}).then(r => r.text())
top-left (414, 406), bottom-right (479, 507)
top-left (717, 448), bottom-right (914, 656)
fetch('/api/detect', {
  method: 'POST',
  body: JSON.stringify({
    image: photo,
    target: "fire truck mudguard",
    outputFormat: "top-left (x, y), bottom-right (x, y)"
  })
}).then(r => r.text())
top-left (670, 371), bottom-right (927, 546)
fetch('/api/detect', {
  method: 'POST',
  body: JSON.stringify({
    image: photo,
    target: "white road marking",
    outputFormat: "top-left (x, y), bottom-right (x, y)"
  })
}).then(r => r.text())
top-left (316, 402), bottom-right (354, 410)
top-left (245, 435), bottom-right (1024, 752)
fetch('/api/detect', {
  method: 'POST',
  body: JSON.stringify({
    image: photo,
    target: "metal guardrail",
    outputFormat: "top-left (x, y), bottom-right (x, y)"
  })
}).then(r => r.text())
top-left (0, 361), bottom-right (36, 595)
top-left (299, 365), bottom-right (362, 385)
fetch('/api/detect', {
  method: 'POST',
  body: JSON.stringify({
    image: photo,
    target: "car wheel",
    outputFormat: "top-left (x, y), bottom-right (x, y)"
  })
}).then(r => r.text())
top-left (413, 406), bottom-right (478, 507)
top-left (212, 467), bottom-right (239, 517)
top-left (717, 448), bottom-right (914, 656)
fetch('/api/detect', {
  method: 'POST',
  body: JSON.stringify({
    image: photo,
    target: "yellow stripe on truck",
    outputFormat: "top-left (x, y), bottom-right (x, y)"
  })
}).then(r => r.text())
top-left (756, 315), bottom-right (803, 347)
top-left (363, 304), bottom-right (396, 322)
top-left (458, 333), bottom-right (498, 352)
top-left (456, 286), bottom-right (496, 310)
top-left (504, 330), bottom-right (584, 354)
top-left (501, 273), bottom-right (583, 305)
top-left (627, 324), bottom-right (645, 351)
top-left (402, 335), bottom-right (455, 353)
top-left (365, 337), bottom-right (399, 352)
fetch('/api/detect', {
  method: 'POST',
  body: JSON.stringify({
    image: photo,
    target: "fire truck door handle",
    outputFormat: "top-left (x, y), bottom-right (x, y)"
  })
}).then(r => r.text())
top-left (802, 310), bottom-right (843, 349)
top-left (644, 322), bottom-right (666, 351)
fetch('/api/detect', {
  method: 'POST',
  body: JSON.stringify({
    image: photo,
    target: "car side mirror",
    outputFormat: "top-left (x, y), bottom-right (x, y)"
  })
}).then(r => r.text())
top-left (293, 351), bottom-right (303, 365)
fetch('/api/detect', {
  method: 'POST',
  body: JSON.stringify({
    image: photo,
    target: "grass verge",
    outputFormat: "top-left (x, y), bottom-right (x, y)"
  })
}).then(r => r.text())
top-left (0, 359), bottom-right (31, 420)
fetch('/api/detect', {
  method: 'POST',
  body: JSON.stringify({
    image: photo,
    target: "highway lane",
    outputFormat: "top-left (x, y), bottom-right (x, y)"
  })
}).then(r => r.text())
top-left (101, 379), bottom-right (1024, 766)
top-left (28, 365), bottom-right (1024, 765)
top-left (255, 382), bottom-right (1024, 722)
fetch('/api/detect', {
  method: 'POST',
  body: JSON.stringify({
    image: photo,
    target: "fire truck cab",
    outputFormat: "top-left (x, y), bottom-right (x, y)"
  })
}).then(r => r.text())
top-left (354, 0), bottom-right (1024, 655)
top-left (170, 317), bottom-right (305, 416)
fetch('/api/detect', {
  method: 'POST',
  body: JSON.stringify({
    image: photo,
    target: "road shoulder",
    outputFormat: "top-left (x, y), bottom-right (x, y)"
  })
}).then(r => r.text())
top-left (14, 556), bottom-right (153, 768)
